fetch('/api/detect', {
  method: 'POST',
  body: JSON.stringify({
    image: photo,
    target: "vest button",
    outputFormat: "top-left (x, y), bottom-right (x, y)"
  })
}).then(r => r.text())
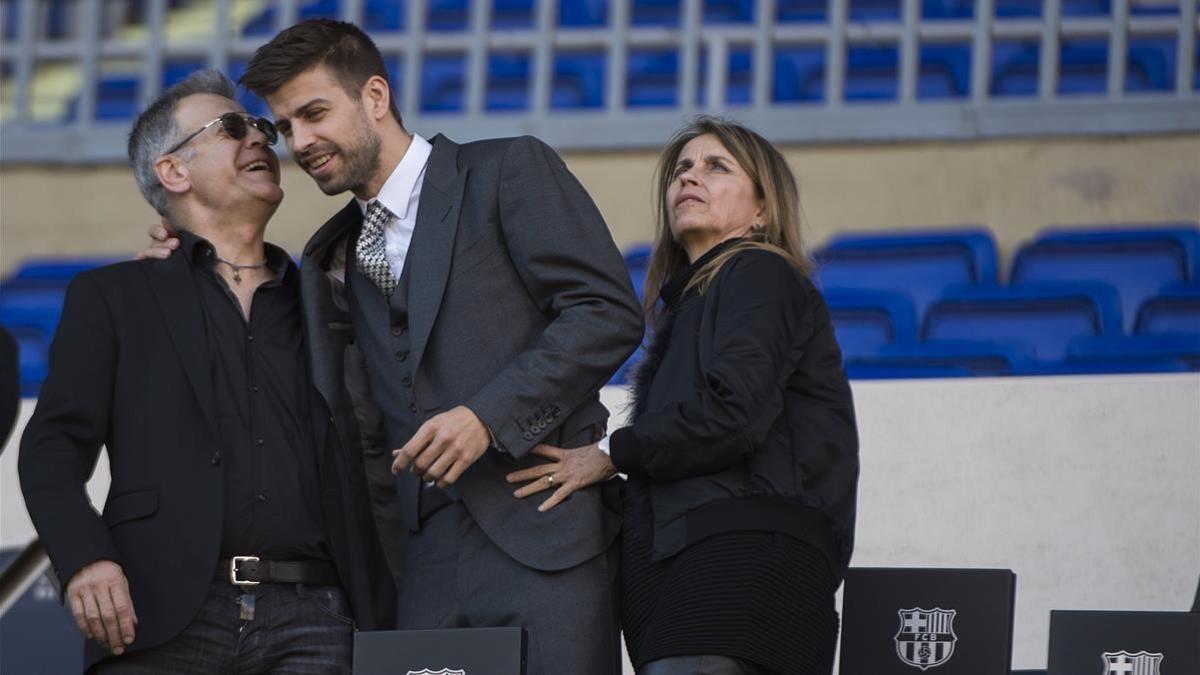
top-left (522, 431), bottom-right (534, 441)
top-left (395, 350), bottom-right (408, 362)
top-left (391, 326), bottom-right (405, 336)
top-left (402, 376), bottom-right (412, 387)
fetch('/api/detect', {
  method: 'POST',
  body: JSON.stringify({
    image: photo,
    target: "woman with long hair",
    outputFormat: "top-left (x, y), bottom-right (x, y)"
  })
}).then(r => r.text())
top-left (509, 117), bottom-right (859, 675)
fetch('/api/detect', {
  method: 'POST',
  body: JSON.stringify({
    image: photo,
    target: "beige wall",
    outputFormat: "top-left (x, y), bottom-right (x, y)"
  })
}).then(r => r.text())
top-left (2, 132), bottom-right (1198, 278)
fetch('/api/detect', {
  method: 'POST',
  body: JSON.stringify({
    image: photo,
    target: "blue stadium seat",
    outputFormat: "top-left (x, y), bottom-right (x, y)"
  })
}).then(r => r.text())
top-left (849, 0), bottom-right (900, 21)
top-left (922, 282), bottom-right (1122, 361)
top-left (365, 0), bottom-right (405, 30)
top-left (7, 325), bottom-right (50, 397)
top-left (1059, 38), bottom-right (1109, 95)
top-left (1125, 36), bottom-right (1177, 93)
top-left (865, 339), bottom-right (1038, 376)
top-left (493, 0), bottom-right (534, 27)
top-left (919, 43), bottom-right (971, 99)
top-left (1135, 283), bottom-right (1200, 335)
top-left (816, 228), bottom-right (999, 319)
top-left (1015, 356), bottom-right (1191, 375)
top-left (487, 52), bottom-right (531, 111)
top-left (844, 361), bottom-right (975, 379)
top-left (777, 0), bottom-right (826, 22)
top-left (824, 288), bottom-right (919, 360)
top-left (705, 0), bottom-right (755, 23)
top-left (1034, 224), bottom-right (1200, 277)
top-left (552, 51), bottom-right (605, 109)
top-left (559, 0), bottom-right (606, 26)
top-left (623, 243), bottom-right (653, 302)
top-left (1066, 333), bottom-right (1200, 370)
top-left (429, 0), bottom-right (469, 30)
top-left (0, 281), bottom-right (69, 338)
top-left (13, 257), bottom-right (118, 280)
top-left (923, 0), bottom-right (973, 19)
top-left (994, 0), bottom-right (1041, 18)
top-left (991, 40), bottom-right (1039, 97)
top-left (421, 54), bottom-right (466, 112)
top-left (773, 46), bottom-right (825, 103)
top-left (627, 50), bottom-right (678, 107)
top-left (1011, 227), bottom-right (1198, 332)
top-left (845, 44), bottom-right (899, 101)
top-left (632, 0), bottom-right (680, 26)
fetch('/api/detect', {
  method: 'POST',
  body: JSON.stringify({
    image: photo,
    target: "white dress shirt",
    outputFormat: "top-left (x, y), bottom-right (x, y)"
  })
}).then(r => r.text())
top-left (355, 133), bottom-right (433, 283)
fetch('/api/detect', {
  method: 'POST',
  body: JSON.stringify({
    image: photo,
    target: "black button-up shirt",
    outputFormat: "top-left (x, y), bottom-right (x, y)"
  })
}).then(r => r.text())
top-left (179, 230), bottom-right (329, 561)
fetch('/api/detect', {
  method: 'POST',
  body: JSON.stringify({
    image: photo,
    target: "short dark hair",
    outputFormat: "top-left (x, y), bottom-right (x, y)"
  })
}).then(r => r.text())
top-left (240, 19), bottom-right (401, 124)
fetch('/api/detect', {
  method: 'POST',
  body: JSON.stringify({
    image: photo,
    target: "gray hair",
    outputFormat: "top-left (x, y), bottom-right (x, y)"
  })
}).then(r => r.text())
top-left (127, 69), bottom-right (237, 216)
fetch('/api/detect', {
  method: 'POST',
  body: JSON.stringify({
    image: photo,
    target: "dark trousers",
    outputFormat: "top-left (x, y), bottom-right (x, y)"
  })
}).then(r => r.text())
top-left (396, 500), bottom-right (621, 675)
top-left (91, 578), bottom-right (353, 674)
top-left (640, 655), bottom-right (769, 675)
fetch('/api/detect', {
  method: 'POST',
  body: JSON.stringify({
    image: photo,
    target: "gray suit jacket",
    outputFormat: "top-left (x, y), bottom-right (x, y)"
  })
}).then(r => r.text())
top-left (300, 134), bottom-right (643, 576)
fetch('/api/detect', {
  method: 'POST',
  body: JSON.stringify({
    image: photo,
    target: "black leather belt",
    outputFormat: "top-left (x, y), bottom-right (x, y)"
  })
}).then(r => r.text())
top-left (219, 556), bottom-right (340, 586)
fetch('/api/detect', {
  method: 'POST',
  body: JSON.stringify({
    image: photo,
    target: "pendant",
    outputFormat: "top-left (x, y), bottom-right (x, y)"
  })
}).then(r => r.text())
top-left (232, 269), bottom-right (243, 284)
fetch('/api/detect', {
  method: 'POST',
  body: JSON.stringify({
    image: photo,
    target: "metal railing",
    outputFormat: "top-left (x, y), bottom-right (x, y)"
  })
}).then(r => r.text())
top-left (0, 0), bottom-right (1197, 163)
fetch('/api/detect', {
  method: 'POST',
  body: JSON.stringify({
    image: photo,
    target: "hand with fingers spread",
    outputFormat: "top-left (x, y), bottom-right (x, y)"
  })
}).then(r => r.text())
top-left (133, 219), bottom-right (180, 261)
top-left (391, 406), bottom-right (491, 487)
top-left (66, 559), bottom-right (138, 655)
top-left (506, 442), bottom-right (617, 512)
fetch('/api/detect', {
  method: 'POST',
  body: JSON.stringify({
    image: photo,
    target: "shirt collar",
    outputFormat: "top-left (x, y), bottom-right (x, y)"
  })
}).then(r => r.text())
top-left (355, 132), bottom-right (432, 220)
top-left (176, 228), bottom-right (293, 285)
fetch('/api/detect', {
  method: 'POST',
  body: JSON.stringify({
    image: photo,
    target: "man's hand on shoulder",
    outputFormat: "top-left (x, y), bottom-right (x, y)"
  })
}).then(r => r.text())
top-left (133, 220), bottom-right (180, 260)
top-left (66, 559), bottom-right (138, 655)
top-left (392, 406), bottom-right (491, 488)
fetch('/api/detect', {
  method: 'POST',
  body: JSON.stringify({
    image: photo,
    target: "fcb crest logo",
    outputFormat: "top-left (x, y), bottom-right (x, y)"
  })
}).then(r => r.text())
top-left (405, 669), bottom-right (466, 675)
top-left (1102, 651), bottom-right (1163, 675)
top-left (895, 607), bottom-right (957, 670)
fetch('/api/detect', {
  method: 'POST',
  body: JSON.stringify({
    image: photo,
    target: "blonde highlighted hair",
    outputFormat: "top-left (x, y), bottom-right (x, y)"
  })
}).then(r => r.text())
top-left (643, 116), bottom-right (812, 317)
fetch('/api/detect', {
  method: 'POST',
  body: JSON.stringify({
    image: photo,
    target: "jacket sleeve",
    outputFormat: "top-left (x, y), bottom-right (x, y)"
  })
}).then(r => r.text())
top-left (18, 272), bottom-right (121, 587)
top-left (610, 250), bottom-right (813, 481)
top-left (465, 136), bottom-right (644, 458)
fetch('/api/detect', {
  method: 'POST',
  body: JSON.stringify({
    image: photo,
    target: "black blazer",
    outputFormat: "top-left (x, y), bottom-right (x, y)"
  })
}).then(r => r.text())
top-left (610, 246), bottom-right (860, 577)
top-left (18, 255), bottom-right (393, 670)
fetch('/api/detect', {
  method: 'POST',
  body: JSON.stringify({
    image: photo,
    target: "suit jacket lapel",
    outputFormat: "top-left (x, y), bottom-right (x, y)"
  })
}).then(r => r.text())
top-left (143, 253), bottom-right (219, 439)
top-left (301, 199), bottom-right (360, 411)
top-left (408, 135), bottom-right (467, 371)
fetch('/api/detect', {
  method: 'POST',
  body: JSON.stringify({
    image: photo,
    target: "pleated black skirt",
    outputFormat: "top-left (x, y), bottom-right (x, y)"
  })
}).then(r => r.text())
top-left (620, 484), bottom-right (840, 675)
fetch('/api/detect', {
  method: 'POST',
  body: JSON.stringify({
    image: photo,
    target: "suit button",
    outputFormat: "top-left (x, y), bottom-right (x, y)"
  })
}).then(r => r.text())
top-left (402, 376), bottom-right (412, 387)
top-left (391, 326), bottom-right (404, 336)
top-left (211, 452), bottom-right (222, 466)
top-left (522, 431), bottom-right (534, 441)
top-left (409, 402), bottom-right (418, 413)
top-left (395, 350), bottom-right (408, 362)
top-left (256, 438), bottom-right (265, 446)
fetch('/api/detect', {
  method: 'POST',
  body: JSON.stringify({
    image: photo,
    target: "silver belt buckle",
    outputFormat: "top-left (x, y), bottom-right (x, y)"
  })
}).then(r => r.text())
top-left (230, 555), bottom-right (261, 586)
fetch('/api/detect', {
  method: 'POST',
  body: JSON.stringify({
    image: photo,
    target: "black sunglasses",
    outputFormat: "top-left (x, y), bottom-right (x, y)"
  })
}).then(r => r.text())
top-left (165, 112), bottom-right (278, 155)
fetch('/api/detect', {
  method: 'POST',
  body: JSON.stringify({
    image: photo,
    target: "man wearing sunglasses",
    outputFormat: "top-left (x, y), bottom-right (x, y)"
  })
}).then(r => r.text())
top-left (140, 19), bottom-right (642, 675)
top-left (20, 69), bottom-right (393, 673)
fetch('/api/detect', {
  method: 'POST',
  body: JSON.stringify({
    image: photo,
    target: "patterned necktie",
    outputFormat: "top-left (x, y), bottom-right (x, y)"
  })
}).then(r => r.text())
top-left (356, 200), bottom-right (396, 296)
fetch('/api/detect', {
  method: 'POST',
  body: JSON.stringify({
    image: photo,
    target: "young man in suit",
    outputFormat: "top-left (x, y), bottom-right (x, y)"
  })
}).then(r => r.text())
top-left (148, 19), bottom-right (644, 675)
top-left (19, 70), bottom-right (393, 673)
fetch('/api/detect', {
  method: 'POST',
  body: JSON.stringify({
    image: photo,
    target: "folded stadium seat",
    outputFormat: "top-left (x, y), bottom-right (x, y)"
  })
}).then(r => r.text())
top-left (1035, 224), bottom-right (1200, 276)
top-left (428, 0), bottom-right (470, 31)
top-left (815, 227), bottom-right (999, 320)
top-left (623, 244), bottom-right (653, 302)
top-left (918, 43), bottom-right (971, 99)
top-left (823, 288), bottom-right (919, 361)
top-left (855, 339), bottom-right (1038, 376)
top-left (990, 40), bottom-right (1039, 97)
top-left (921, 0), bottom-right (973, 19)
top-left (1013, 224), bottom-right (1200, 332)
top-left (632, 0), bottom-right (682, 26)
top-left (704, 0), bottom-right (754, 23)
top-left (922, 282), bottom-right (1122, 361)
top-left (365, 0), bottom-right (405, 30)
top-left (0, 281), bottom-right (69, 339)
top-left (627, 50), bottom-right (679, 107)
top-left (1135, 283), bottom-right (1200, 335)
top-left (1066, 333), bottom-right (1200, 370)
top-left (843, 361), bottom-right (975, 379)
top-left (13, 257), bottom-right (119, 281)
top-left (5, 325), bottom-right (49, 397)
top-left (559, 0), bottom-right (607, 26)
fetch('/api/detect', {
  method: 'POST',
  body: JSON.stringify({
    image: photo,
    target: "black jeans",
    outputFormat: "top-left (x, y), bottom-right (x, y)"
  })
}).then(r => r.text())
top-left (91, 578), bottom-right (353, 674)
top-left (640, 655), bottom-right (773, 675)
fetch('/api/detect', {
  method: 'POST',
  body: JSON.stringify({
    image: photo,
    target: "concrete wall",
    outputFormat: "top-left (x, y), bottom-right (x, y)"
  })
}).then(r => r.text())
top-left (3, 132), bottom-right (1199, 277)
top-left (4, 374), bottom-right (1198, 669)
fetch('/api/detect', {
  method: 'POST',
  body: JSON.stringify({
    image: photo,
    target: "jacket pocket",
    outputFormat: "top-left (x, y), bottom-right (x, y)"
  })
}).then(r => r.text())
top-left (101, 488), bottom-right (159, 527)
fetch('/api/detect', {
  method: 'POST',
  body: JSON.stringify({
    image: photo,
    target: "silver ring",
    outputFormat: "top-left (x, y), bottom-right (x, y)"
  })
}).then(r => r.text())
top-left (546, 475), bottom-right (555, 485)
